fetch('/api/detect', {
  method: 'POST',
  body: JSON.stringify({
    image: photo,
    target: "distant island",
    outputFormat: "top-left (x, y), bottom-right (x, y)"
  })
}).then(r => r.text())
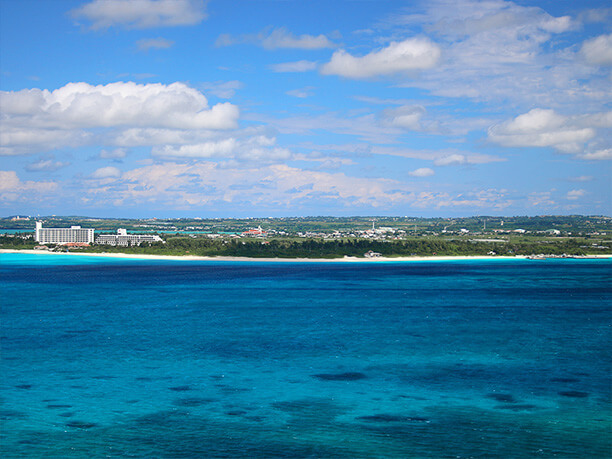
top-left (1, 215), bottom-right (611, 259)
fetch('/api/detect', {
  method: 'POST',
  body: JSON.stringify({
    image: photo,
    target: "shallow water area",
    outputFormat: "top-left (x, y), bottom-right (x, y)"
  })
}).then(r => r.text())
top-left (1, 253), bottom-right (611, 457)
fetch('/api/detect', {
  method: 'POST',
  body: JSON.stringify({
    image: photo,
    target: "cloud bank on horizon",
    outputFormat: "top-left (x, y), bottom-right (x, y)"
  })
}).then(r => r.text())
top-left (0, 0), bottom-right (610, 217)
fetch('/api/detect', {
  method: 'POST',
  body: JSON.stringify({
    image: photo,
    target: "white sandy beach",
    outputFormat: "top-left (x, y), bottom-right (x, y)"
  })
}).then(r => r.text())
top-left (1, 249), bottom-right (610, 263)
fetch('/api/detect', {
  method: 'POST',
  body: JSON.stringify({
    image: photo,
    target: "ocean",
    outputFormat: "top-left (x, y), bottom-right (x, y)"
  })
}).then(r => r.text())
top-left (1, 253), bottom-right (610, 458)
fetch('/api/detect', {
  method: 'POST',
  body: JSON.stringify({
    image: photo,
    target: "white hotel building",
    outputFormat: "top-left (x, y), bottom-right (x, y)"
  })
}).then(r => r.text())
top-left (95, 228), bottom-right (164, 246)
top-left (35, 221), bottom-right (95, 245)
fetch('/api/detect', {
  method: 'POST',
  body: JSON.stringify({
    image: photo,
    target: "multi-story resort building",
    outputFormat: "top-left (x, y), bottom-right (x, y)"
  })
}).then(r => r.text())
top-left (95, 228), bottom-right (164, 246)
top-left (35, 221), bottom-right (95, 245)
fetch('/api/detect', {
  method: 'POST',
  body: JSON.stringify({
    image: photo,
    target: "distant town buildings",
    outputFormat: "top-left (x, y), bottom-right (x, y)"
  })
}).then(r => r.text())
top-left (242, 226), bottom-right (267, 237)
top-left (35, 221), bottom-right (94, 245)
top-left (95, 228), bottom-right (164, 246)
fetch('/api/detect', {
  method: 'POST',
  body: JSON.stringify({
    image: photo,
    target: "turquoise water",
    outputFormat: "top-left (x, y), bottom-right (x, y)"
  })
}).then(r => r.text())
top-left (1, 254), bottom-right (611, 457)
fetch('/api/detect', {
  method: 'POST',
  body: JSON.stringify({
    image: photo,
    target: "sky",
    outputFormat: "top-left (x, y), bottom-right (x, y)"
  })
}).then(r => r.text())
top-left (0, 0), bottom-right (611, 218)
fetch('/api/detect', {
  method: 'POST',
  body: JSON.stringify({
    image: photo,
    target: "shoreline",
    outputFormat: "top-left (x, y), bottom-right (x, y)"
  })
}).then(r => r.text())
top-left (1, 249), bottom-right (610, 263)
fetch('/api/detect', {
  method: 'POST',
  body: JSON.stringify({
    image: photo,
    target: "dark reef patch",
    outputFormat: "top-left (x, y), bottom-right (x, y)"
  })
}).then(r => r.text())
top-left (218, 386), bottom-right (251, 393)
top-left (0, 409), bottom-right (28, 420)
top-left (66, 420), bottom-right (98, 429)
top-left (226, 410), bottom-right (247, 416)
top-left (169, 385), bottom-right (192, 392)
top-left (312, 372), bottom-right (367, 381)
top-left (486, 393), bottom-right (516, 403)
top-left (357, 414), bottom-right (430, 423)
top-left (551, 377), bottom-right (580, 383)
top-left (59, 412), bottom-right (75, 417)
top-left (559, 391), bottom-right (589, 398)
top-left (172, 397), bottom-right (215, 407)
top-left (15, 384), bottom-right (32, 389)
top-left (47, 404), bottom-right (72, 409)
top-left (495, 404), bottom-right (537, 411)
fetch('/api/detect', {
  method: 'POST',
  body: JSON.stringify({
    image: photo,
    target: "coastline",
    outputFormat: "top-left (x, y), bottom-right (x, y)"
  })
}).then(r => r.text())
top-left (1, 249), bottom-right (610, 263)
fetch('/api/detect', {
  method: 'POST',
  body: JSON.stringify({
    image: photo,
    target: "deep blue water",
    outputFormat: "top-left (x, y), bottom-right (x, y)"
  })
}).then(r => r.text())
top-left (1, 254), bottom-right (611, 458)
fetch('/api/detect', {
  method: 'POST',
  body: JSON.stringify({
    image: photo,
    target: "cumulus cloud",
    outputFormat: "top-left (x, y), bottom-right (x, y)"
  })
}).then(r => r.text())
top-left (286, 88), bottom-right (314, 99)
top-left (90, 166), bottom-right (122, 179)
top-left (114, 162), bottom-right (409, 208)
top-left (567, 189), bottom-right (587, 200)
top-left (270, 60), bottom-right (318, 73)
top-left (0, 127), bottom-right (91, 155)
top-left (0, 170), bottom-right (58, 202)
top-left (383, 105), bottom-right (425, 130)
top-left (136, 38), bottom-right (174, 52)
top-left (0, 82), bottom-right (240, 155)
top-left (71, 0), bottom-right (206, 30)
top-left (580, 34), bottom-right (612, 66)
top-left (385, 0), bottom-right (605, 109)
top-left (433, 154), bottom-right (467, 166)
top-left (199, 80), bottom-right (243, 99)
top-left (25, 159), bottom-right (69, 172)
top-left (152, 135), bottom-right (291, 162)
top-left (216, 27), bottom-right (335, 50)
top-left (567, 175), bottom-right (593, 182)
top-left (321, 38), bottom-right (441, 79)
top-left (579, 149), bottom-right (612, 160)
top-left (409, 167), bottom-right (435, 177)
top-left (1, 82), bottom-right (239, 130)
top-left (99, 148), bottom-right (128, 160)
top-left (488, 108), bottom-right (598, 154)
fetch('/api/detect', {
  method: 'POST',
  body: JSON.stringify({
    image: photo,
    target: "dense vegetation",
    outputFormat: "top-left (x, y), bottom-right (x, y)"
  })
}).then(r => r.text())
top-left (60, 236), bottom-right (602, 258)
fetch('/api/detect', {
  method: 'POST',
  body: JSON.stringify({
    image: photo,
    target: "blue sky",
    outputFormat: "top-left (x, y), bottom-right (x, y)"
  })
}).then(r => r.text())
top-left (0, 0), bottom-right (610, 218)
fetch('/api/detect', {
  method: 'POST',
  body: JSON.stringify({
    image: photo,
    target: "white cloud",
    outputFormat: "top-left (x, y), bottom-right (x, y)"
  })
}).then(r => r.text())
top-left (261, 28), bottom-right (335, 50)
top-left (385, 0), bottom-right (608, 111)
top-left (152, 135), bottom-right (291, 162)
top-left (321, 38), bottom-right (441, 79)
top-left (433, 154), bottom-right (466, 166)
top-left (527, 190), bottom-right (556, 208)
top-left (567, 189), bottom-right (587, 200)
top-left (579, 149), bottom-right (612, 160)
top-left (136, 38), bottom-right (174, 52)
top-left (567, 175), bottom-right (593, 182)
top-left (409, 167), bottom-right (435, 177)
top-left (271, 60), bottom-right (318, 73)
top-left (216, 27), bottom-right (335, 50)
top-left (25, 159), bottom-right (69, 172)
top-left (109, 162), bottom-right (412, 209)
top-left (488, 108), bottom-right (598, 154)
top-left (0, 82), bottom-right (240, 155)
top-left (71, 0), bottom-right (206, 30)
top-left (91, 166), bottom-right (122, 179)
top-left (0, 170), bottom-right (58, 202)
top-left (580, 34), bottom-right (612, 66)
top-left (99, 148), bottom-right (128, 160)
top-left (286, 88), bottom-right (314, 99)
top-left (0, 127), bottom-right (91, 155)
top-left (383, 105), bottom-right (425, 130)
top-left (199, 80), bottom-right (243, 99)
top-left (1, 82), bottom-right (238, 130)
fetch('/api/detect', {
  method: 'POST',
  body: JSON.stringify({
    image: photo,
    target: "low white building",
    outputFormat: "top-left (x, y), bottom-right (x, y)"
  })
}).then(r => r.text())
top-left (35, 221), bottom-right (94, 245)
top-left (95, 228), bottom-right (164, 246)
